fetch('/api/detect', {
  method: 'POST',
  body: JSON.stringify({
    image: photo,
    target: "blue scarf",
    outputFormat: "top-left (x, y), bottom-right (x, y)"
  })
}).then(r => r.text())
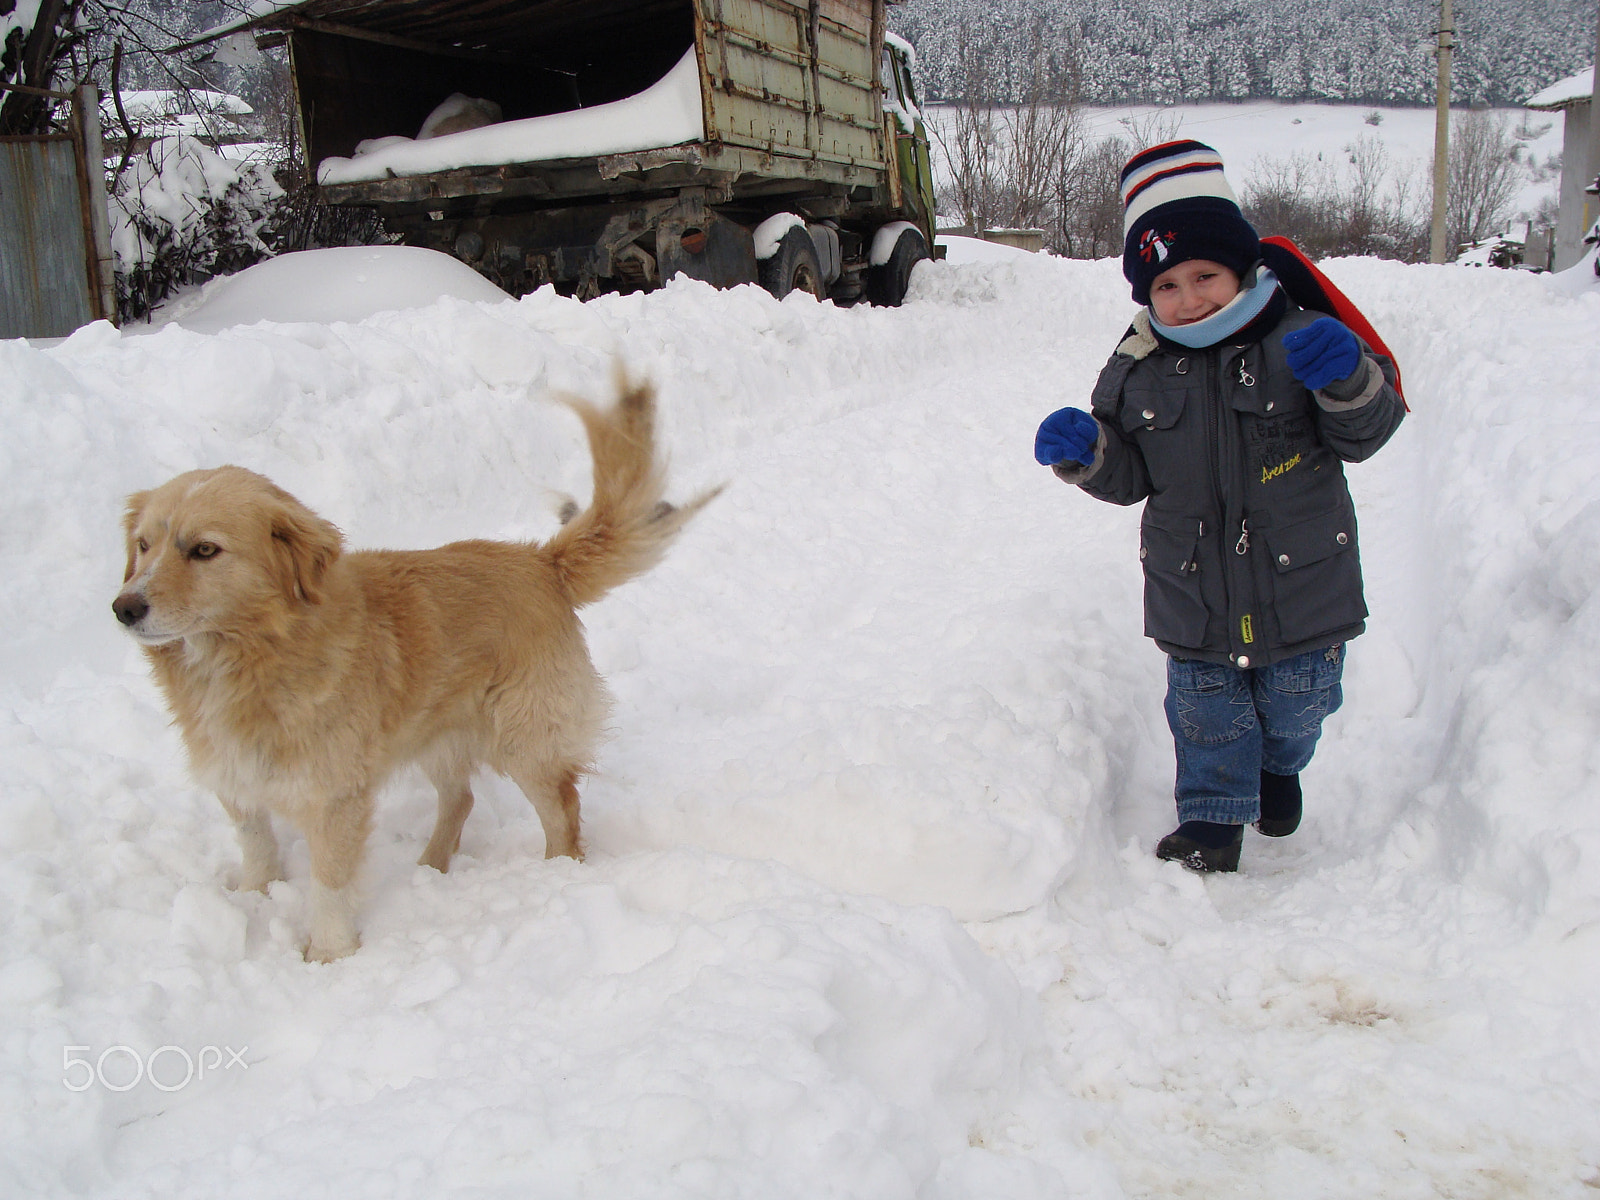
top-left (1149, 266), bottom-right (1281, 349)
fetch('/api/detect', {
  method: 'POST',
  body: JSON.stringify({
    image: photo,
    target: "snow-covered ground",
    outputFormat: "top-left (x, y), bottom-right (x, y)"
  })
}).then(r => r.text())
top-left (931, 102), bottom-right (1564, 222)
top-left (4, 239), bottom-right (1600, 1198)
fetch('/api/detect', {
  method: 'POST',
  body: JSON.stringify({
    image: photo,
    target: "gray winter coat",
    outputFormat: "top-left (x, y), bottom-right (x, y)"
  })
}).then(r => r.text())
top-left (1056, 305), bottom-right (1405, 668)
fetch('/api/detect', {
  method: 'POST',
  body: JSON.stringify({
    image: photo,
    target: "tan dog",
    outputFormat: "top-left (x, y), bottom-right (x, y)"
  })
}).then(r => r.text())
top-left (114, 375), bottom-right (715, 961)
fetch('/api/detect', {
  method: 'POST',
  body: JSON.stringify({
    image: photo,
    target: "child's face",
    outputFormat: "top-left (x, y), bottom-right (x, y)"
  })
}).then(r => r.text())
top-left (1149, 259), bottom-right (1242, 326)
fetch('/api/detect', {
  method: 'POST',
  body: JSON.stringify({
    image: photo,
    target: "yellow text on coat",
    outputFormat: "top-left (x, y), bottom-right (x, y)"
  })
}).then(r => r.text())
top-left (1262, 453), bottom-right (1302, 484)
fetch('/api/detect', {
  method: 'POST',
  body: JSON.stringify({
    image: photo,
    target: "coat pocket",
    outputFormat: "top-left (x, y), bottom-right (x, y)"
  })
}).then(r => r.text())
top-left (1140, 517), bottom-right (1209, 648)
top-left (1120, 379), bottom-right (1188, 434)
top-left (1262, 508), bottom-right (1368, 644)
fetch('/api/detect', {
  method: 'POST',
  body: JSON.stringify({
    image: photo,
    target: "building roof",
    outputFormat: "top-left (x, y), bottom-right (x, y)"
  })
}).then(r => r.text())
top-left (1526, 66), bottom-right (1594, 111)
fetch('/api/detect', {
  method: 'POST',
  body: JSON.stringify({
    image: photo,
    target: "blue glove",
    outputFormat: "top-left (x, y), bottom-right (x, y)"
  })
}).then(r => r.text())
top-left (1282, 317), bottom-right (1362, 391)
top-left (1035, 407), bottom-right (1100, 467)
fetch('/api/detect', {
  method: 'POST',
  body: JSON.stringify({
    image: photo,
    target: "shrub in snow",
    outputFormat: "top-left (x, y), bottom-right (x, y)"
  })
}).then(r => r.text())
top-left (109, 134), bottom-right (283, 323)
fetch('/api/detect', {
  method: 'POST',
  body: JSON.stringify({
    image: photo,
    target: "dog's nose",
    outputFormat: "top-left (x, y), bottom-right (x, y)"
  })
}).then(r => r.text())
top-left (113, 594), bottom-right (148, 626)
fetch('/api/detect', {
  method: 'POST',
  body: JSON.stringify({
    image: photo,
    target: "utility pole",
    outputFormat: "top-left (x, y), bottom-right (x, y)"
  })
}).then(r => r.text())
top-left (1429, 0), bottom-right (1455, 263)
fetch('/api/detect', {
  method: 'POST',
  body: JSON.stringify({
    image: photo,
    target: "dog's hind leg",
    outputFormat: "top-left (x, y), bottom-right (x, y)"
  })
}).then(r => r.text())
top-left (302, 793), bottom-right (373, 962)
top-left (419, 758), bottom-right (475, 873)
top-left (510, 766), bottom-right (585, 861)
top-left (222, 798), bottom-right (283, 892)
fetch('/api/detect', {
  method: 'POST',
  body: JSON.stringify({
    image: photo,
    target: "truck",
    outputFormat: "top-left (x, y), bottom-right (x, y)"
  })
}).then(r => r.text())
top-left (199, 0), bottom-right (939, 305)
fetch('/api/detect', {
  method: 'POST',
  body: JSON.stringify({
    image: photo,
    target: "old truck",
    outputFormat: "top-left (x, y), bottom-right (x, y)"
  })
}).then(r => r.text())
top-left (200, 0), bottom-right (938, 305)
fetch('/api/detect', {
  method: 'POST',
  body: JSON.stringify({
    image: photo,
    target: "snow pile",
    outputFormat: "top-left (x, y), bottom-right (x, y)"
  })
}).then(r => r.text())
top-left (147, 246), bottom-right (511, 334)
top-left (2, 245), bottom-right (1599, 1197)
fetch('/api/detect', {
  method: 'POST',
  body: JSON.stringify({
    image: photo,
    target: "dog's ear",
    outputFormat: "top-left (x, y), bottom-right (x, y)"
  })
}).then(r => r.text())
top-left (268, 499), bottom-right (343, 604)
top-left (121, 491), bottom-right (151, 583)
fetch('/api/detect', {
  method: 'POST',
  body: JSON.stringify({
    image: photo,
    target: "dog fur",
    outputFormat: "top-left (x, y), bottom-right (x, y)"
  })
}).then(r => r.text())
top-left (113, 374), bottom-right (715, 961)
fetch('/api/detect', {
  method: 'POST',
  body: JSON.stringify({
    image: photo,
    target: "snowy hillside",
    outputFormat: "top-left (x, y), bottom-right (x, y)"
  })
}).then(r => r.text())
top-left (3, 243), bottom-right (1600, 1197)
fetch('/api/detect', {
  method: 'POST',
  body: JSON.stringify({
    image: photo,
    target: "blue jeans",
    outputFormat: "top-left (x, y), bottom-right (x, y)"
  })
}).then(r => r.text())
top-left (1162, 646), bottom-right (1345, 824)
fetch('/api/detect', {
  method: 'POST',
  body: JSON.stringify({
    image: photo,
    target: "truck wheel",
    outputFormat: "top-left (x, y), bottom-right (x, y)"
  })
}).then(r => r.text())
top-left (759, 226), bottom-right (826, 300)
top-left (866, 226), bottom-right (929, 307)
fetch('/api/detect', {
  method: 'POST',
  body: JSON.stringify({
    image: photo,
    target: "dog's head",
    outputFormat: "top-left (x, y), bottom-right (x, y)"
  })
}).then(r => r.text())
top-left (113, 466), bottom-right (343, 646)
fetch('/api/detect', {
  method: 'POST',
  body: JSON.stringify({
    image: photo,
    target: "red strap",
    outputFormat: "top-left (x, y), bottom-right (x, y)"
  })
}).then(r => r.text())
top-left (1262, 236), bottom-right (1407, 408)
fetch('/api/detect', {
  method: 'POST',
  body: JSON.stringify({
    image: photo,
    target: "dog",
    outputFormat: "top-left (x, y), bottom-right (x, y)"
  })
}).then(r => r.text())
top-left (113, 373), bottom-right (716, 961)
top-left (417, 93), bottom-right (503, 139)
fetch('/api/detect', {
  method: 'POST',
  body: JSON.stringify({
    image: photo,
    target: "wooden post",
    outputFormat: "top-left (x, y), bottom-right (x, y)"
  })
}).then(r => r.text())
top-left (77, 85), bottom-right (118, 324)
top-left (1429, 0), bottom-right (1455, 263)
top-left (1586, 0), bottom-right (1600, 236)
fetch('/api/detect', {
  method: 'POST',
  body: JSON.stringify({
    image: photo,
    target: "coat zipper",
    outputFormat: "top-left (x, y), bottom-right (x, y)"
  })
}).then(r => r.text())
top-left (1215, 349), bottom-right (1257, 661)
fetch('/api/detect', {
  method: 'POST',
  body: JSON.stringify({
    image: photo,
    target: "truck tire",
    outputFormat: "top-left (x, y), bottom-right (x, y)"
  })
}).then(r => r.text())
top-left (866, 226), bottom-right (929, 307)
top-left (759, 226), bottom-right (826, 301)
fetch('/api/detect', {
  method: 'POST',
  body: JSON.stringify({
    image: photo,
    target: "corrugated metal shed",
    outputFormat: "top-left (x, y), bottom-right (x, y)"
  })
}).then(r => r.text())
top-left (0, 85), bottom-right (115, 339)
top-left (0, 138), bottom-right (97, 338)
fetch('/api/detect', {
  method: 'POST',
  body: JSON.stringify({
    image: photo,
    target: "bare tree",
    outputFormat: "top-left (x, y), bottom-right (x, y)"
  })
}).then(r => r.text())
top-left (1054, 132), bottom-right (1128, 259)
top-left (930, 17), bottom-right (1090, 251)
top-left (930, 28), bottom-right (1003, 232)
top-left (1448, 109), bottom-right (1523, 250)
top-left (1344, 131), bottom-right (1389, 248)
top-left (1046, 111), bottom-right (1184, 259)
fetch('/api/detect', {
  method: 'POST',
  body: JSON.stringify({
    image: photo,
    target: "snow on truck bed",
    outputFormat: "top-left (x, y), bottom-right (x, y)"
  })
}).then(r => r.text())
top-left (316, 47), bottom-right (707, 186)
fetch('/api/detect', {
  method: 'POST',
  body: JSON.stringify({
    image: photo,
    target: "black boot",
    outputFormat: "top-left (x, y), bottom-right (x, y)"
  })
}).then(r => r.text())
top-left (1156, 821), bottom-right (1243, 872)
top-left (1254, 771), bottom-right (1302, 837)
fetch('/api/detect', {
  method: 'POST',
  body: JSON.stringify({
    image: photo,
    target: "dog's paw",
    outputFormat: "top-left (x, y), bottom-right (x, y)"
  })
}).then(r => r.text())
top-left (303, 935), bottom-right (360, 964)
top-left (417, 845), bottom-right (453, 873)
top-left (305, 880), bottom-right (360, 962)
top-left (229, 865), bottom-right (284, 893)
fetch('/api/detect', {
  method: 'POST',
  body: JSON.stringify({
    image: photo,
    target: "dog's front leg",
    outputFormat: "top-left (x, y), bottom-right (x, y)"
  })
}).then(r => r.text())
top-left (302, 794), bottom-right (373, 963)
top-left (222, 798), bottom-right (283, 892)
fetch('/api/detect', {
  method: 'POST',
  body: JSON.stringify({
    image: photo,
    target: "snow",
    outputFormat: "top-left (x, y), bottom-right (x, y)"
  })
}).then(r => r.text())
top-left (116, 90), bottom-right (254, 121)
top-left (145, 246), bottom-right (511, 335)
top-left (4, 238), bottom-right (1600, 1197)
top-left (871, 221), bottom-right (922, 266)
top-left (0, 0), bottom-right (42, 48)
top-left (1067, 103), bottom-right (1564, 217)
top-left (753, 213), bottom-right (807, 261)
top-left (1527, 67), bottom-right (1596, 110)
top-left (106, 136), bottom-right (282, 281)
top-left (317, 48), bottom-right (707, 186)
top-left (885, 30), bottom-right (919, 71)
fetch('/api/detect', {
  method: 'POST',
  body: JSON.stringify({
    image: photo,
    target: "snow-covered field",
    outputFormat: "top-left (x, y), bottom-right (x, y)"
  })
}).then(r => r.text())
top-left (932, 102), bottom-right (1564, 223)
top-left (4, 236), bottom-right (1600, 1197)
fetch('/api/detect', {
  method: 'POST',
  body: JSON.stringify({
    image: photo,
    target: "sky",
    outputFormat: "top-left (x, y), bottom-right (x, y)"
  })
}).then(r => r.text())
top-left (3, 224), bottom-right (1599, 1197)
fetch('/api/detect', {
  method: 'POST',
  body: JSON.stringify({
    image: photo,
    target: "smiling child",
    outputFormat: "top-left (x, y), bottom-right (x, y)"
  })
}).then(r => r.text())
top-left (1033, 141), bottom-right (1407, 873)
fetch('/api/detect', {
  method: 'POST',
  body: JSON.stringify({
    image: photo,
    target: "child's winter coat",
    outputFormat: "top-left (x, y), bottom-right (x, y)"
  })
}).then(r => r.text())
top-left (1057, 304), bottom-right (1406, 669)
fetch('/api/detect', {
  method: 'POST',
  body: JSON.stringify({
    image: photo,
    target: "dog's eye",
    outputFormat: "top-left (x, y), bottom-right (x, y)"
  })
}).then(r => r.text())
top-left (190, 542), bottom-right (221, 560)
top-left (137, 538), bottom-right (149, 553)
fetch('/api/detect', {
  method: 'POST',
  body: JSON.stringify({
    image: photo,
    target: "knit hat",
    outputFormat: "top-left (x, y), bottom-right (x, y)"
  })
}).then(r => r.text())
top-left (1120, 140), bottom-right (1261, 306)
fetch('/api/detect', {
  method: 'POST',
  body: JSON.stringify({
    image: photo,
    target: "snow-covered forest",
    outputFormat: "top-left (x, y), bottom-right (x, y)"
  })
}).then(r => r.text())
top-left (8, 0), bottom-right (1594, 114)
top-left (891, 0), bottom-right (1595, 106)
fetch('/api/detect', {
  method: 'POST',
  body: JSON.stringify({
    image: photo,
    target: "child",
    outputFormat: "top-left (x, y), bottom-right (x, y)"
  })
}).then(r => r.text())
top-left (1035, 140), bottom-right (1406, 872)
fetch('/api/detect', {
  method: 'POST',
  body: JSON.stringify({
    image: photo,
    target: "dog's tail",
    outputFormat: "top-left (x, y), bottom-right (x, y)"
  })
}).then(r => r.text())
top-left (542, 369), bottom-right (720, 608)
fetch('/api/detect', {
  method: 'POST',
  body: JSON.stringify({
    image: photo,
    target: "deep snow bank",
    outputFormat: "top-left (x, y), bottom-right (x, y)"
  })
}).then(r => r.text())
top-left (2, 249), bottom-right (1598, 1197)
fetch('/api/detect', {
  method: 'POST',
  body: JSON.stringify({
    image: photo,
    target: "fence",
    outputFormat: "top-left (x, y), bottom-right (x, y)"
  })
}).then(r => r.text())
top-left (0, 83), bottom-right (116, 339)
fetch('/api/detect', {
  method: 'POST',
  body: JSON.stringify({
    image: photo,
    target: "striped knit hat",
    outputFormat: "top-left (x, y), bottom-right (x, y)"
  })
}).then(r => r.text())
top-left (1120, 140), bottom-right (1261, 305)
